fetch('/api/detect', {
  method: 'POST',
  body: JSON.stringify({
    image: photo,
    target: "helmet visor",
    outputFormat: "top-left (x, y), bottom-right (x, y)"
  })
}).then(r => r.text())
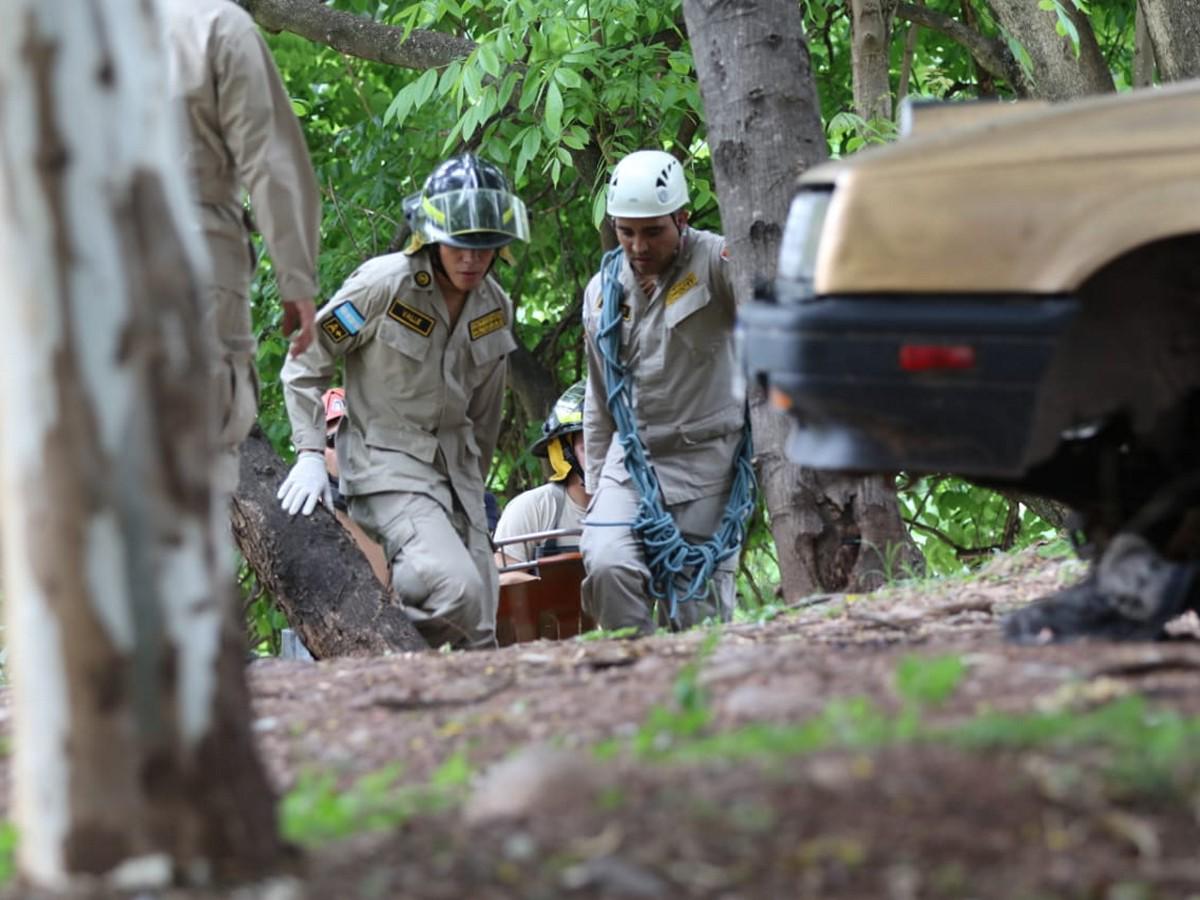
top-left (413, 189), bottom-right (530, 245)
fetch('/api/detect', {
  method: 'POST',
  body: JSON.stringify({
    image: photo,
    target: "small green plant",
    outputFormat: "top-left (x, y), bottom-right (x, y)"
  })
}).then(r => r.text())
top-left (240, 558), bottom-right (288, 657)
top-left (281, 751), bottom-right (474, 845)
top-left (895, 654), bottom-right (966, 707)
top-left (633, 632), bottom-right (719, 757)
top-left (0, 822), bottom-right (17, 886)
top-left (576, 625), bottom-right (642, 642)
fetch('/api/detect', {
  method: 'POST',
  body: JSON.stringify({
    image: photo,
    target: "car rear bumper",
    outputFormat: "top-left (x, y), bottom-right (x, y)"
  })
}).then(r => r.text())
top-left (739, 294), bottom-right (1080, 478)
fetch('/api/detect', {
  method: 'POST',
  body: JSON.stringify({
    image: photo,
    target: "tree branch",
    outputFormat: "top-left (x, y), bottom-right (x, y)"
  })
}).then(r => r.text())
top-left (235, 0), bottom-right (476, 70)
top-left (894, 1), bottom-right (1026, 93)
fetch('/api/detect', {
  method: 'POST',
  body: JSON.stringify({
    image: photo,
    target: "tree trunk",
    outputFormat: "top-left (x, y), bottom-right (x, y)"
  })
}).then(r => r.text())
top-left (232, 428), bottom-right (428, 656)
top-left (849, 0), bottom-right (896, 121)
top-left (1133, 1), bottom-right (1158, 88)
top-left (1138, 0), bottom-right (1200, 81)
top-left (987, 0), bottom-right (1114, 99)
top-left (682, 0), bottom-right (924, 600)
top-left (0, 0), bottom-right (283, 888)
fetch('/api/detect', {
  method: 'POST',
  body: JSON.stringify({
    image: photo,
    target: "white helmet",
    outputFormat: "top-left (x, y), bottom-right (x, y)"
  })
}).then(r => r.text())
top-left (606, 150), bottom-right (689, 218)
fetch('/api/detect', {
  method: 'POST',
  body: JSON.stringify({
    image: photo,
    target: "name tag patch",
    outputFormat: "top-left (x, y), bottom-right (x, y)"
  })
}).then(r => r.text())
top-left (665, 271), bottom-right (699, 307)
top-left (321, 300), bottom-right (366, 343)
top-left (469, 308), bottom-right (506, 341)
top-left (388, 299), bottom-right (435, 337)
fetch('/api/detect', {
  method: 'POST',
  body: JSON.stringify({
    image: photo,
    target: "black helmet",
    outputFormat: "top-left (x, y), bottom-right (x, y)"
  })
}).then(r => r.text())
top-left (531, 381), bottom-right (585, 482)
top-left (404, 154), bottom-right (530, 250)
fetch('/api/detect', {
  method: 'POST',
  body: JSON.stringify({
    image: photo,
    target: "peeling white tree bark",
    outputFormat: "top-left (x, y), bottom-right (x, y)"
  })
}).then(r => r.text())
top-left (0, 0), bottom-right (281, 889)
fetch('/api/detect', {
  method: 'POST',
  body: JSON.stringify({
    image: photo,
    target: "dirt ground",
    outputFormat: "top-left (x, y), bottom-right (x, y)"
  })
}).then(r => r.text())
top-left (7, 545), bottom-right (1200, 898)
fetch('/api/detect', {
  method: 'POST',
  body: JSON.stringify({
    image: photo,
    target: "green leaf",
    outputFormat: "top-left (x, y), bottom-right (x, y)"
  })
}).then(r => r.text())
top-left (544, 80), bottom-right (564, 136)
top-left (382, 82), bottom-right (416, 128)
top-left (415, 67), bottom-right (439, 107)
top-left (561, 125), bottom-right (588, 150)
top-left (497, 71), bottom-right (520, 109)
top-left (554, 67), bottom-right (583, 89)
top-left (518, 70), bottom-right (545, 112)
top-left (591, 188), bottom-right (607, 229)
top-left (478, 43), bottom-right (502, 79)
top-left (462, 65), bottom-right (483, 106)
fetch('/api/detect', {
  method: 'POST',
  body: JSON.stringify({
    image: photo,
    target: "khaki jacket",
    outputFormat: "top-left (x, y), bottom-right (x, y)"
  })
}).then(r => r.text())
top-left (582, 228), bottom-right (742, 505)
top-left (282, 250), bottom-right (516, 529)
top-left (163, 0), bottom-right (320, 354)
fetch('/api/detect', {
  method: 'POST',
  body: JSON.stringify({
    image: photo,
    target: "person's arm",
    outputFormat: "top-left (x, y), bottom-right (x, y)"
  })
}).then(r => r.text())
top-left (282, 271), bottom-right (381, 452)
top-left (278, 271), bottom-right (382, 514)
top-left (214, 15), bottom-right (321, 354)
top-left (706, 232), bottom-right (738, 318)
top-left (581, 275), bottom-right (614, 495)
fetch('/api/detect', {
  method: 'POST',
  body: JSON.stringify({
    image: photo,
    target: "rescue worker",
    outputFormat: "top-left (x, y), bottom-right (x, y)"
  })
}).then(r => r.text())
top-left (494, 381), bottom-right (590, 565)
top-left (277, 154), bottom-right (528, 650)
top-left (321, 388), bottom-right (390, 586)
top-left (163, 0), bottom-right (321, 495)
top-left (580, 150), bottom-right (746, 635)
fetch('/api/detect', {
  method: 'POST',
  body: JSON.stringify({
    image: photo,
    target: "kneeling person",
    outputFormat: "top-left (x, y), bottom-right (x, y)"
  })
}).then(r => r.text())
top-left (494, 381), bottom-right (590, 565)
top-left (278, 154), bottom-right (529, 649)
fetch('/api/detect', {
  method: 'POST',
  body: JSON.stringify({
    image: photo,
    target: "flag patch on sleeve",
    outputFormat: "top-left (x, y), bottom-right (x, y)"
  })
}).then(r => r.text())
top-left (332, 301), bottom-right (366, 335)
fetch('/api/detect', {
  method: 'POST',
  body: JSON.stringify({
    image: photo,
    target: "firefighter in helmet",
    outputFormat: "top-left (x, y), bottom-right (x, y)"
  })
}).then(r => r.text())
top-left (580, 149), bottom-right (747, 635)
top-left (278, 154), bottom-right (529, 649)
top-left (494, 381), bottom-right (590, 564)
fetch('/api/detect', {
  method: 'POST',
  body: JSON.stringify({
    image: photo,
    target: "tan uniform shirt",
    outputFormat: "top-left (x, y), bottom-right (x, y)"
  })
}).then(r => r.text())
top-left (582, 228), bottom-right (741, 505)
top-left (281, 250), bottom-right (516, 530)
top-left (494, 483), bottom-right (587, 563)
top-left (163, 0), bottom-right (320, 355)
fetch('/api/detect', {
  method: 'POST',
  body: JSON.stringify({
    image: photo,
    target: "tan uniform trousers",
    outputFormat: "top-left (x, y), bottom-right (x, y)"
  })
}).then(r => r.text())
top-left (349, 491), bottom-right (497, 650)
top-left (204, 217), bottom-right (261, 502)
top-left (581, 477), bottom-right (738, 635)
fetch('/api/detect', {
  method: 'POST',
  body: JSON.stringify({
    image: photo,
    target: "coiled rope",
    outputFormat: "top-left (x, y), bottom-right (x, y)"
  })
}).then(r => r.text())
top-left (595, 247), bottom-right (756, 620)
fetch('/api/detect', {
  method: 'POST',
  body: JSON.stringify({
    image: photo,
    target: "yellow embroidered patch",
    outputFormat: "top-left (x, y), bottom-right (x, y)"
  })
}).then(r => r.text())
top-left (387, 299), bottom-right (435, 337)
top-left (665, 271), bottom-right (699, 307)
top-left (321, 316), bottom-right (350, 343)
top-left (469, 308), bottom-right (506, 341)
top-left (414, 270), bottom-right (432, 288)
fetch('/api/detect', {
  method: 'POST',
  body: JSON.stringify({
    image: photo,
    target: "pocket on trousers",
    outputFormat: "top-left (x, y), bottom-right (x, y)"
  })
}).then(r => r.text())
top-left (215, 355), bottom-right (259, 447)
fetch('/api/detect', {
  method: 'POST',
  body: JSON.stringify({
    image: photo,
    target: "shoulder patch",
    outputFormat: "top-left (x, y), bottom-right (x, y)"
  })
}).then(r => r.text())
top-left (665, 271), bottom-right (700, 307)
top-left (322, 300), bottom-right (366, 343)
top-left (388, 299), bottom-right (435, 337)
top-left (321, 316), bottom-right (350, 343)
top-left (469, 308), bottom-right (506, 341)
top-left (414, 270), bottom-right (432, 288)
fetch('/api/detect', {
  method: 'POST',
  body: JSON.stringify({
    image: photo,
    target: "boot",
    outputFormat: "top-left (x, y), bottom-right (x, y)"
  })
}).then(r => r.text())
top-left (1004, 533), bottom-right (1198, 644)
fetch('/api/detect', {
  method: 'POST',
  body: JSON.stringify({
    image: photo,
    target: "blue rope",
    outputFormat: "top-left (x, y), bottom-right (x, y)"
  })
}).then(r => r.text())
top-left (595, 247), bottom-right (757, 620)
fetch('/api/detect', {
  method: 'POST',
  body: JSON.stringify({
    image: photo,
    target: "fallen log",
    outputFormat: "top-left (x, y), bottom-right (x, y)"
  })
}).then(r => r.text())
top-left (230, 425), bottom-right (427, 657)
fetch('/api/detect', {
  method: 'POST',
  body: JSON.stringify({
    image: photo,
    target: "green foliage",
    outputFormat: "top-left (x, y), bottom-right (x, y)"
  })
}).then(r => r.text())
top-left (894, 654), bottom-right (966, 707)
top-left (281, 751), bottom-right (473, 844)
top-left (0, 823), bottom-right (16, 886)
top-left (897, 476), bottom-right (1060, 577)
top-left (603, 653), bottom-right (1200, 799)
top-left (240, 558), bottom-right (288, 657)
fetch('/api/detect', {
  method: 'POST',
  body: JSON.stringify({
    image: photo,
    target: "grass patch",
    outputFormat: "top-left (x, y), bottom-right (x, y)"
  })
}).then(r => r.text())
top-left (599, 643), bottom-right (1200, 798)
top-left (281, 750), bottom-right (474, 845)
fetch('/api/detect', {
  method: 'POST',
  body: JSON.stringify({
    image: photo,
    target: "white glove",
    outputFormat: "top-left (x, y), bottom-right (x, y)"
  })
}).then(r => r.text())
top-left (277, 451), bottom-right (333, 516)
